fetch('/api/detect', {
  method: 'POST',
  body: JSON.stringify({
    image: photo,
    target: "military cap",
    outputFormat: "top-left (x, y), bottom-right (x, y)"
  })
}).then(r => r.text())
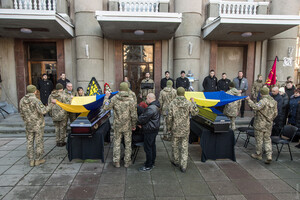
top-left (177, 87), bottom-right (185, 96)
top-left (167, 80), bottom-right (173, 87)
top-left (119, 82), bottom-right (129, 91)
top-left (27, 85), bottom-right (36, 93)
top-left (56, 83), bottom-right (63, 90)
top-left (260, 87), bottom-right (269, 95)
top-left (229, 82), bottom-right (235, 88)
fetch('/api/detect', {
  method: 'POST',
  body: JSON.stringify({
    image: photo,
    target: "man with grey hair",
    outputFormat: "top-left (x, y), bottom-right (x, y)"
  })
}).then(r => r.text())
top-left (271, 86), bottom-right (283, 136)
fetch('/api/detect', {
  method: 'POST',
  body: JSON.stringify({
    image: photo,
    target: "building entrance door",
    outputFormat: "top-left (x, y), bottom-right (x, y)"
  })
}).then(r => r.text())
top-left (123, 44), bottom-right (154, 101)
top-left (28, 61), bottom-right (57, 86)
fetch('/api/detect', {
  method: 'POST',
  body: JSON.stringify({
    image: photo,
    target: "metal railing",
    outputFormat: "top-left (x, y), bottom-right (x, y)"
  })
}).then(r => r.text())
top-left (219, 1), bottom-right (258, 15)
top-left (119, 0), bottom-right (159, 12)
top-left (13, 0), bottom-right (56, 10)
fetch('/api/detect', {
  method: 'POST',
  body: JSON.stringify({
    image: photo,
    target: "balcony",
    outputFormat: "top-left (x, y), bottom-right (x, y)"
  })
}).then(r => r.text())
top-left (202, 0), bottom-right (300, 41)
top-left (0, 0), bottom-right (74, 38)
top-left (95, 0), bottom-right (181, 40)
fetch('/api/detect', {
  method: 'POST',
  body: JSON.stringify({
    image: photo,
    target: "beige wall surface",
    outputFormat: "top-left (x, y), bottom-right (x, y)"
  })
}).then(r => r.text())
top-left (216, 47), bottom-right (244, 81)
top-left (0, 38), bottom-right (18, 107)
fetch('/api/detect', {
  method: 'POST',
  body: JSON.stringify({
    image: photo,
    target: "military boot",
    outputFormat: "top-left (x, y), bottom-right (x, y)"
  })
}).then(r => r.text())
top-left (114, 162), bottom-right (120, 168)
top-left (124, 161), bottom-right (131, 168)
top-left (251, 153), bottom-right (262, 160)
top-left (35, 159), bottom-right (46, 166)
top-left (265, 156), bottom-right (272, 164)
top-left (29, 160), bottom-right (35, 167)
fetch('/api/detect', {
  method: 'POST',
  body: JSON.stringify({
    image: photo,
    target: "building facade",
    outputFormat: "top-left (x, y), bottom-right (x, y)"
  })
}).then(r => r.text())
top-left (0, 0), bottom-right (300, 107)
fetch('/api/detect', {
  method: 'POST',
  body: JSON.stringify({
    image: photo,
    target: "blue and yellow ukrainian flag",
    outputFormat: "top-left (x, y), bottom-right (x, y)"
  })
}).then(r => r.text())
top-left (185, 91), bottom-right (246, 107)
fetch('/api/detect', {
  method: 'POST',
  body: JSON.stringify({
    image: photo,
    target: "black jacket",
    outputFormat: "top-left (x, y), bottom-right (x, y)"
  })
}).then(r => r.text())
top-left (138, 100), bottom-right (160, 133)
top-left (217, 78), bottom-right (231, 91)
top-left (285, 85), bottom-right (295, 99)
top-left (202, 76), bottom-right (218, 92)
top-left (271, 93), bottom-right (283, 126)
top-left (37, 79), bottom-right (53, 105)
top-left (160, 78), bottom-right (175, 89)
top-left (281, 93), bottom-right (289, 126)
top-left (176, 77), bottom-right (190, 90)
top-left (57, 78), bottom-right (70, 89)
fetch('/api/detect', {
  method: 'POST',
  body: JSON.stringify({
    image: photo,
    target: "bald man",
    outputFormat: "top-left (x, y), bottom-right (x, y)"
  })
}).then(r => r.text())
top-left (271, 87), bottom-right (283, 136)
top-left (138, 93), bottom-right (160, 172)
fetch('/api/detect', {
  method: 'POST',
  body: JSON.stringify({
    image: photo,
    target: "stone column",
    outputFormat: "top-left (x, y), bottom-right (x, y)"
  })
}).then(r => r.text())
top-left (74, 0), bottom-right (104, 89)
top-left (267, 0), bottom-right (300, 84)
top-left (174, 0), bottom-right (202, 91)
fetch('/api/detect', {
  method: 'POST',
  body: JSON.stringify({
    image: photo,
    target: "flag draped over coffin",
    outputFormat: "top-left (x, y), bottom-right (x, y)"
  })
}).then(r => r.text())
top-left (56, 91), bottom-right (119, 113)
top-left (185, 91), bottom-right (246, 107)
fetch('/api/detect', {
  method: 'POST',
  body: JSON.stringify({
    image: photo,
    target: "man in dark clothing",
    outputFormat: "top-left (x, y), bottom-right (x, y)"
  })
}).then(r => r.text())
top-left (233, 71), bottom-right (248, 118)
top-left (176, 71), bottom-right (190, 91)
top-left (217, 73), bottom-right (231, 91)
top-left (138, 93), bottom-right (160, 172)
top-left (37, 74), bottom-right (53, 105)
top-left (57, 73), bottom-right (70, 89)
top-left (271, 87), bottom-right (283, 136)
top-left (202, 70), bottom-right (218, 92)
top-left (160, 71), bottom-right (174, 89)
top-left (285, 81), bottom-right (295, 99)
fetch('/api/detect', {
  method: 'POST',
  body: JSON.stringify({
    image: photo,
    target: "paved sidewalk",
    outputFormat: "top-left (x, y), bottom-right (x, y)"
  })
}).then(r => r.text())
top-left (0, 131), bottom-right (299, 200)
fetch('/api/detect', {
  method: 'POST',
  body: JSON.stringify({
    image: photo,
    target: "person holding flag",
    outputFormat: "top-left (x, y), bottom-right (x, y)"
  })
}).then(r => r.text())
top-left (265, 57), bottom-right (278, 87)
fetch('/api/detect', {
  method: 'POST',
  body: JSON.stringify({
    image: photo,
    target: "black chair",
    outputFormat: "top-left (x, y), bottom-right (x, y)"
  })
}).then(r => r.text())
top-left (131, 142), bottom-right (144, 164)
top-left (236, 117), bottom-right (254, 143)
top-left (244, 128), bottom-right (255, 148)
top-left (0, 102), bottom-right (9, 119)
top-left (271, 125), bottom-right (298, 161)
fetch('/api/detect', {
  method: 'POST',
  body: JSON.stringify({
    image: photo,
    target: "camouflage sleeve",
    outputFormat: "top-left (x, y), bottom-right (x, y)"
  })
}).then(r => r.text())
top-left (102, 96), bottom-right (114, 111)
top-left (48, 94), bottom-right (52, 105)
top-left (166, 102), bottom-right (173, 132)
top-left (130, 101), bottom-right (137, 129)
top-left (158, 92), bottom-right (163, 111)
top-left (35, 99), bottom-right (52, 115)
top-left (19, 101), bottom-right (25, 120)
top-left (251, 84), bottom-right (255, 98)
top-left (190, 102), bottom-right (199, 116)
top-left (247, 98), bottom-right (265, 111)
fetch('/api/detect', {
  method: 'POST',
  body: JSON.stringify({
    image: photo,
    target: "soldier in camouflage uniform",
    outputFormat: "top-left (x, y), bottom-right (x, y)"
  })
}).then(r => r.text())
top-left (64, 82), bottom-right (76, 123)
top-left (246, 87), bottom-right (278, 164)
top-left (103, 82), bottom-right (137, 168)
top-left (223, 82), bottom-right (241, 130)
top-left (140, 72), bottom-right (155, 102)
top-left (167, 87), bottom-right (199, 172)
top-left (251, 74), bottom-right (264, 102)
top-left (19, 85), bottom-right (52, 167)
top-left (48, 83), bottom-right (69, 147)
top-left (159, 80), bottom-right (177, 141)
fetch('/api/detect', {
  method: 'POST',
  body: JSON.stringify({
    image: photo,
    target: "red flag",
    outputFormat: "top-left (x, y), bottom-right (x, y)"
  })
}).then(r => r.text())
top-left (265, 57), bottom-right (277, 86)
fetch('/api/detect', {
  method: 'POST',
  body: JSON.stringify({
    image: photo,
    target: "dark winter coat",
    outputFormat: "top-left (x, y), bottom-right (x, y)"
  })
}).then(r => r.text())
top-left (217, 78), bottom-right (231, 91)
top-left (37, 79), bottom-right (53, 105)
top-left (138, 100), bottom-right (160, 133)
top-left (160, 77), bottom-right (175, 89)
top-left (281, 93), bottom-right (289, 126)
top-left (57, 78), bottom-right (70, 89)
top-left (285, 85), bottom-right (295, 99)
top-left (271, 93), bottom-right (283, 126)
top-left (202, 76), bottom-right (218, 92)
top-left (176, 77), bottom-right (190, 91)
top-left (288, 95), bottom-right (300, 125)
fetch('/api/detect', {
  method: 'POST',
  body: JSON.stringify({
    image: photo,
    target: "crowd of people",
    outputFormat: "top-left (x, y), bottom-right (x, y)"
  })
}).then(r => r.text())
top-left (19, 69), bottom-right (300, 170)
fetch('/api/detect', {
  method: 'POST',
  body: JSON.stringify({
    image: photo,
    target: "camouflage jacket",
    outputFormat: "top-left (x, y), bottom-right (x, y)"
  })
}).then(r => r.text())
top-left (129, 89), bottom-right (137, 104)
top-left (223, 88), bottom-right (241, 117)
top-left (247, 95), bottom-right (278, 132)
top-left (140, 78), bottom-right (155, 98)
top-left (48, 90), bottom-right (68, 122)
top-left (103, 91), bottom-right (137, 132)
top-left (251, 80), bottom-right (264, 100)
top-left (63, 89), bottom-right (75, 104)
top-left (167, 96), bottom-right (199, 137)
top-left (19, 93), bottom-right (52, 132)
top-left (158, 87), bottom-right (177, 115)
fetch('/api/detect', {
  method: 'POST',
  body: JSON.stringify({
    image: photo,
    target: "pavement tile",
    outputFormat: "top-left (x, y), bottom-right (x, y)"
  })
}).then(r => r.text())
top-left (65, 185), bottom-right (97, 200)
top-left (184, 196), bottom-right (216, 200)
top-left (270, 168), bottom-right (300, 179)
top-left (30, 163), bottom-right (59, 174)
top-left (282, 179), bottom-right (300, 191)
top-left (151, 170), bottom-right (177, 184)
top-left (200, 169), bottom-right (229, 181)
top-left (0, 156), bottom-right (21, 165)
top-left (126, 171), bottom-right (152, 184)
top-left (246, 169), bottom-right (279, 180)
top-left (0, 174), bottom-right (24, 186)
top-left (222, 167), bottom-right (253, 180)
top-left (0, 151), bottom-right (10, 158)
top-left (207, 181), bottom-right (241, 195)
top-left (216, 161), bottom-right (240, 169)
top-left (243, 193), bottom-right (277, 200)
top-left (45, 173), bottom-right (76, 186)
top-left (0, 187), bottom-right (13, 199)
top-left (3, 164), bottom-right (32, 175)
top-left (96, 183), bottom-right (125, 198)
top-left (153, 182), bottom-right (184, 197)
top-left (17, 173), bottom-right (52, 186)
top-left (79, 162), bottom-right (104, 173)
top-left (232, 179), bottom-right (269, 195)
top-left (4, 150), bottom-right (26, 158)
top-left (33, 185), bottom-right (69, 200)
top-left (175, 167), bottom-right (204, 182)
top-left (180, 180), bottom-right (212, 196)
top-left (100, 172), bottom-right (126, 184)
top-left (2, 185), bottom-right (41, 200)
top-left (0, 165), bottom-right (10, 175)
top-left (125, 182), bottom-right (154, 198)
top-left (103, 162), bottom-right (126, 173)
top-left (236, 159), bottom-right (266, 170)
top-left (216, 195), bottom-right (247, 200)
top-left (72, 172), bottom-right (101, 186)
top-left (274, 192), bottom-right (300, 200)
top-left (0, 145), bottom-right (18, 151)
top-left (194, 161), bottom-right (220, 171)
top-left (258, 179), bottom-right (296, 193)
top-left (155, 197), bottom-right (184, 200)
top-left (54, 163), bottom-right (82, 174)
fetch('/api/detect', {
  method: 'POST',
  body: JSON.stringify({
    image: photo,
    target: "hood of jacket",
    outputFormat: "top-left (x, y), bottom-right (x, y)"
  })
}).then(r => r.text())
top-left (116, 91), bottom-right (130, 101)
top-left (228, 88), bottom-right (240, 96)
top-left (175, 96), bottom-right (190, 108)
top-left (163, 87), bottom-right (172, 92)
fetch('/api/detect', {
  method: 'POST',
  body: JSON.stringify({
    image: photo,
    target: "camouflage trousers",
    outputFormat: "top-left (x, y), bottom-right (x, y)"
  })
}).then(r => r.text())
top-left (68, 112), bottom-right (77, 124)
top-left (162, 115), bottom-right (171, 139)
top-left (228, 117), bottom-right (236, 130)
top-left (254, 129), bottom-right (272, 158)
top-left (113, 130), bottom-right (132, 163)
top-left (172, 135), bottom-right (189, 169)
top-left (26, 127), bottom-right (44, 161)
top-left (53, 119), bottom-right (67, 143)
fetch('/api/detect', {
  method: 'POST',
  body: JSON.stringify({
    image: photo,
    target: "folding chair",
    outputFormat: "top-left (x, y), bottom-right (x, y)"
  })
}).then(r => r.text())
top-left (271, 125), bottom-right (298, 161)
top-left (131, 142), bottom-right (144, 164)
top-left (0, 102), bottom-right (8, 119)
top-left (236, 117), bottom-right (254, 143)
